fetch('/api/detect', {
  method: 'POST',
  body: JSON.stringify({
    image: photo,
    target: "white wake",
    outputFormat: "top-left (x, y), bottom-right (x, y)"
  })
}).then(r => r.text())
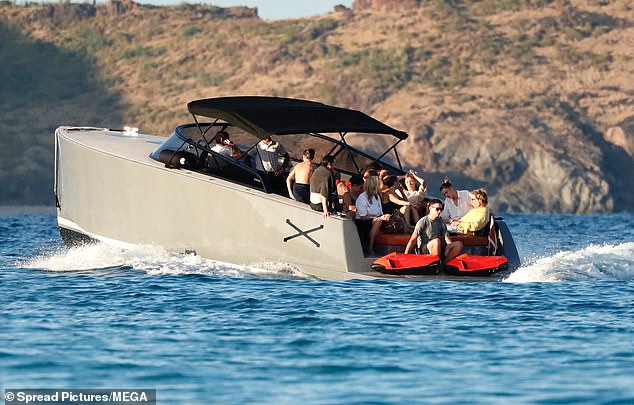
top-left (26, 241), bottom-right (634, 283)
top-left (505, 242), bottom-right (634, 283)
top-left (25, 243), bottom-right (311, 279)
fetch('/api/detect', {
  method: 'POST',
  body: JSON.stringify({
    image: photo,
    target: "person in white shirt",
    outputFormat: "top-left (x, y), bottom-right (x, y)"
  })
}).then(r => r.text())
top-left (248, 135), bottom-right (290, 195)
top-left (439, 180), bottom-right (471, 224)
top-left (210, 130), bottom-right (241, 158)
top-left (249, 135), bottom-right (290, 173)
top-left (355, 174), bottom-right (390, 256)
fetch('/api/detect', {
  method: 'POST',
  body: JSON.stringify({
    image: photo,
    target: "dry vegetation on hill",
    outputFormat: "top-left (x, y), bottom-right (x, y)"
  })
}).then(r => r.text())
top-left (0, 0), bottom-right (632, 212)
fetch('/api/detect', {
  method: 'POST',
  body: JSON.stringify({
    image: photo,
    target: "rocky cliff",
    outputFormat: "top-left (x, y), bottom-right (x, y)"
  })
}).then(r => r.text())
top-left (0, 0), bottom-right (632, 212)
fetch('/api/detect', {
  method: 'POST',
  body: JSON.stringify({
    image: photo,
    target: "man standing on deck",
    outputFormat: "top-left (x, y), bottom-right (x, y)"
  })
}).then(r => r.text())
top-left (405, 198), bottom-right (462, 262)
top-left (249, 134), bottom-right (290, 195)
top-left (310, 155), bottom-right (337, 218)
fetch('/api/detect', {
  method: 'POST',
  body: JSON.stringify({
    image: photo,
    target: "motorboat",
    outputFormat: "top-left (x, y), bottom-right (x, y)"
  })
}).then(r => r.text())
top-left (54, 96), bottom-right (520, 280)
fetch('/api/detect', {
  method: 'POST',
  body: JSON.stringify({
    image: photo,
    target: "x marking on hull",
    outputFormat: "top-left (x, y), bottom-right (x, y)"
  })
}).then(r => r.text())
top-left (283, 219), bottom-right (324, 248)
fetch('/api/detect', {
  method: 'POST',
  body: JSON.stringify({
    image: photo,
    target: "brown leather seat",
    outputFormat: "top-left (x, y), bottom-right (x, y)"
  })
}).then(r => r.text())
top-left (374, 232), bottom-right (411, 246)
top-left (448, 235), bottom-right (489, 246)
top-left (374, 232), bottom-right (489, 247)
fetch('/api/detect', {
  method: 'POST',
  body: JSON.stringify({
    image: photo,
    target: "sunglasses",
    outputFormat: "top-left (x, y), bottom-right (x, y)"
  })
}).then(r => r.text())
top-left (431, 206), bottom-right (443, 212)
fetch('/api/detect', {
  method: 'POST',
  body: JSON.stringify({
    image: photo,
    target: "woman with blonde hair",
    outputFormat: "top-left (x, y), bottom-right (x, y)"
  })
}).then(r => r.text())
top-left (403, 171), bottom-right (427, 216)
top-left (450, 189), bottom-right (491, 234)
top-left (355, 174), bottom-right (390, 256)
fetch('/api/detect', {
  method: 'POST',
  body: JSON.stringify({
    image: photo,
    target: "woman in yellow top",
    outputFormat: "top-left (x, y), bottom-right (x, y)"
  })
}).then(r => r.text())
top-left (450, 189), bottom-right (490, 233)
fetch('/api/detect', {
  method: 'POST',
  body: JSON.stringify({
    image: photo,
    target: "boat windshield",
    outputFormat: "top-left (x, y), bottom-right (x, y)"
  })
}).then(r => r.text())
top-left (150, 122), bottom-right (404, 193)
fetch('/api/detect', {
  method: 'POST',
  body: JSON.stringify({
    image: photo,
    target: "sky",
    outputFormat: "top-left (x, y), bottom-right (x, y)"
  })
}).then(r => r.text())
top-left (142, 1), bottom-right (354, 20)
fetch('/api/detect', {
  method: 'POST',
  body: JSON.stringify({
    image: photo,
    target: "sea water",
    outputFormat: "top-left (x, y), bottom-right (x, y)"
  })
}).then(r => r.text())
top-left (1, 208), bottom-right (633, 404)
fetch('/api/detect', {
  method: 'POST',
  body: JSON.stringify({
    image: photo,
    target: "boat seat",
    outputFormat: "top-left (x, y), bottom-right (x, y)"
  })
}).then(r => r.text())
top-left (374, 232), bottom-right (489, 247)
top-left (374, 232), bottom-right (411, 246)
top-left (157, 149), bottom-right (200, 169)
top-left (448, 235), bottom-right (489, 246)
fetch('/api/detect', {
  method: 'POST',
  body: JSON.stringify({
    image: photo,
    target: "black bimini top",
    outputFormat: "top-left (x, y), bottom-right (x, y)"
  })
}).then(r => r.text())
top-left (187, 96), bottom-right (408, 140)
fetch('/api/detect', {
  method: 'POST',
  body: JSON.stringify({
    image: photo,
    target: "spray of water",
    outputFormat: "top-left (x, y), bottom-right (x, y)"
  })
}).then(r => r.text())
top-left (504, 242), bottom-right (634, 283)
top-left (24, 241), bottom-right (634, 283)
top-left (25, 243), bottom-right (311, 280)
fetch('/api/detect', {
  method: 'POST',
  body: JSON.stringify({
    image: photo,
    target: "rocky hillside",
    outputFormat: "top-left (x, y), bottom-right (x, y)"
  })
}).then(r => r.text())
top-left (1, 0), bottom-right (633, 212)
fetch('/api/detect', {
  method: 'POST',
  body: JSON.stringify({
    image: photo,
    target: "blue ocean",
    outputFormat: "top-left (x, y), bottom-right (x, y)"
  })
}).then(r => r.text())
top-left (1, 208), bottom-right (633, 404)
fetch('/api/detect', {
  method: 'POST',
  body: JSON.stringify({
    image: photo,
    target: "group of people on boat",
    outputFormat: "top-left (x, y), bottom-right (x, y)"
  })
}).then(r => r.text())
top-left (277, 142), bottom-right (493, 259)
top-left (207, 130), bottom-right (492, 260)
top-left (341, 170), bottom-right (491, 257)
top-left (402, 181), bottom-right (491, 262)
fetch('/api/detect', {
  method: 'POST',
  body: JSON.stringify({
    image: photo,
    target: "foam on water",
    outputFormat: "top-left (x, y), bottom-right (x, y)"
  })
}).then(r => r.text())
top-left (24, 240), bottom-right (634, 283)
top-left (505, 242), bottom-right (634, 283)
top-left (24, 243), bottom-right (310, 280)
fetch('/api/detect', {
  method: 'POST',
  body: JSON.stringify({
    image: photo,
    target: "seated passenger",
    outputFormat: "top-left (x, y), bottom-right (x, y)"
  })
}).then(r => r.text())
top-left (439, 178), bottom-right (471, 224)
top-left (342, 174), bottom-right (364, 220)
top-left (286, 148), bottom-right (316, 204)
top-left (363, 168), bottom-right (378, 182)
top-left (355, 174), bottom-right (390, 256)
top-left (450, 189), bottom-right (491, 235)
top-left (336, 179), bottom-right (350, 206)
top-left (379, 171), bottom-right (397, 214)
top-left (382, 175), bottom-right (417, 232)
top-left (403, 171), bottom-right (427, 217)
top-left (405, 198), bottom-right (463, 262)
top-left (211, 130), bottom-right (241, 158)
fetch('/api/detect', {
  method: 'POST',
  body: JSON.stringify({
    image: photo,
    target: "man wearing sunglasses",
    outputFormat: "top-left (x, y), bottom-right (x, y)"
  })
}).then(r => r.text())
top-left (404, 199), bottom-right (463, 263)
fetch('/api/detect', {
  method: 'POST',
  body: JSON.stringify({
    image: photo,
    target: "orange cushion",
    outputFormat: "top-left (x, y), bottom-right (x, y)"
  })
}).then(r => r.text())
top-left (375, 233), bottom-right (489, 247)
top-left (374, 232), bottom-right (411, 246)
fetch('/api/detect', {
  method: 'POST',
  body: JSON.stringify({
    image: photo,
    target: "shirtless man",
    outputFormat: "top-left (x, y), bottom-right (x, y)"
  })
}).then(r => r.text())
top-left (286, 148), bottom-right (316, 204)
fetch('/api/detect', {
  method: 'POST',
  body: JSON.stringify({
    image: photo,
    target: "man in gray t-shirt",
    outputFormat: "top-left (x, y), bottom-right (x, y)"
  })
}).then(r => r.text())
top-left (405, 198), bottom-right (462, 262)
top-left (413, 215), bottom-right (446, 249)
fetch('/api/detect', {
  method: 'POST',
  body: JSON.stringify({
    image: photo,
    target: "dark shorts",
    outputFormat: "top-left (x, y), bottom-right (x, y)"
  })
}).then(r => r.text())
top-left (293, 183), bottom-right (310, 204)
top-left (310, 202), bottom-right (323, 212)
